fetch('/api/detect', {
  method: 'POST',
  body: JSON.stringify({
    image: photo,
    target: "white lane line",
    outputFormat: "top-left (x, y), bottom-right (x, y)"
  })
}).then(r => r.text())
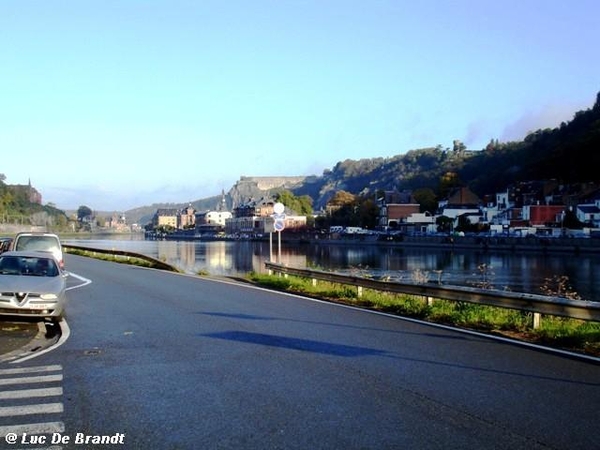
top-left (11, 320), bottom-right (71, 365)
top-left (0, 374), bottom-right (63, 387)
top-left (0, 420), bottom-right (65, 437)
top-left (66, 271), bottom-right (92, 290)
top-left (0, 402), bottom-right (63, 417)
top-left (0, 387), bottom-right (63, 400)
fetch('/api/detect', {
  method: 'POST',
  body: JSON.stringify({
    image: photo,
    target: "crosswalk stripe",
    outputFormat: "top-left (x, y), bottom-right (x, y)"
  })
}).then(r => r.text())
top-left (0, 365), bottom-right (62, 376)
top-left (0, 387), bottom-right (63, 400)
top-left (0, 403), bottom-right (63, 418)
top-left (0, 374), bottom-right (63, 386)
top-left (0, 364), bottom-right (65, 443)
top-left (0, 420), bottom-right (65, 437)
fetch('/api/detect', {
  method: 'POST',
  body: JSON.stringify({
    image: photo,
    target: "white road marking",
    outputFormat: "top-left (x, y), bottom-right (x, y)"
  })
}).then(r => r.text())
top-left (0, 374), bottom-right (63, 386)
top-left (0, 365), bottom-right (65, 439)
top-left (65, 271), bottom-right (92, 290)
top-left (0, 365), bottom-right (62, 376)
top-left (0, 387), bottom-right (63, 400)
top-left (0, 402), bottom-right (63, 417)
top-left (0, 420), bottom-right (65, 437)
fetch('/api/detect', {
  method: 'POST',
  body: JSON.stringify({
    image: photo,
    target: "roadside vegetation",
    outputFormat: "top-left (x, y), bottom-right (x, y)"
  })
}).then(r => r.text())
top-left (64, 247), bottom-right (175, 271)
top-left (248, 272), bottom-right (600, 358)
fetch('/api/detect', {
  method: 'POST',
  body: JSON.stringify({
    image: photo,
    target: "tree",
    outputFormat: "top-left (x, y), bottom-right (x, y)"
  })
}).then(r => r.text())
top-left (328, 190), bottom-right (356, 207)
top-left (452, 140), bottom-right (466, 152)
top-left (275, 190), bottom-right (313, 215)
top-left (326, 191), bottom-right (357, 227)
top-left (412, 188), bottom-right (438, 213)
top-left (77, 205), bottom-right (93, 222)
top-left (439, 172), bottom-right (463, 199)
top-left (436, 215), bottom-right (454, 233)
top-left (356, 196), bottom-right (378, 229)
top-left (325, 191), bottom-right (379, 229)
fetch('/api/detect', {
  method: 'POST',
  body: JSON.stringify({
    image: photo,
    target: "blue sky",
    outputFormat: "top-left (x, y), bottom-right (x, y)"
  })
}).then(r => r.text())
top-left (2, 0), bottom-right (599, 211)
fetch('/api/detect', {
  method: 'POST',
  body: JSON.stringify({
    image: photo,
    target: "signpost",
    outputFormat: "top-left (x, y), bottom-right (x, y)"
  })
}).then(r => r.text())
top-left (271, 202), bottom-right (285, 263)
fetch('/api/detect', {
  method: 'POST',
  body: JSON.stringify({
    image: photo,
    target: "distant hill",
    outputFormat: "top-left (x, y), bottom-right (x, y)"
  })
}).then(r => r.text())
top-left (127, 91), bottom-right (600, 224)
top-left (125, 176), bottom-right (307, 225)
top-left (0, 179), bottom-right (69, 230)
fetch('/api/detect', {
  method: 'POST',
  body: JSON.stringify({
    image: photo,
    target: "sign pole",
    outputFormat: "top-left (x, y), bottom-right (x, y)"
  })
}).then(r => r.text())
top-left (278, 230), bottom-right (282, 264)
top-left (272, 202), bottom-right (286, 265)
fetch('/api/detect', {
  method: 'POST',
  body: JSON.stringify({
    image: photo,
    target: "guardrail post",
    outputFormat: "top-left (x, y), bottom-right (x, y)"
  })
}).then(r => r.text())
top-left (427, 296), bottom-right (434, 306)
top-left (312, 278), bottom-right (317, 287)
top-left (357, 286), bottom-right (363, 298)
top-left (532, 312), bottom-right (541, 329)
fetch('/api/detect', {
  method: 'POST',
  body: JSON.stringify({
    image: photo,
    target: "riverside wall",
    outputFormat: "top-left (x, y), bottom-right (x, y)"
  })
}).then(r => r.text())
top-left (310, 234), bottom-right (600, 254)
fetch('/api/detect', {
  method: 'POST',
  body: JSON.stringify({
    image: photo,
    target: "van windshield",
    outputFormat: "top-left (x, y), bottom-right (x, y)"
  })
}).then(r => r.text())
top-left (14, 236), bottom-right (60, 253)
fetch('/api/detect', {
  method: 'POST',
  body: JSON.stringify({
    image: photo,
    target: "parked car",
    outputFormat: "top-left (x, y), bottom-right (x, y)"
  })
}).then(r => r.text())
top-left (0, 251), bottom-right (67, 321)
top-left (0, 238), bottom-right (12, 254)
top-left (11, 232), bottom-right (64, 269)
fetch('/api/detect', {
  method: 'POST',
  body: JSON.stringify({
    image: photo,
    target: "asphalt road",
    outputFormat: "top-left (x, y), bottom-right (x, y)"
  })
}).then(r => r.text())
top-left (1, 254), bottom-right (599, 449)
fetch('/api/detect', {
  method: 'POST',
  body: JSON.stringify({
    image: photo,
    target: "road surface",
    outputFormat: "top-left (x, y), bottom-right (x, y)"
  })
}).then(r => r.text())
top-left (1, 254), bottom-right (599, 449)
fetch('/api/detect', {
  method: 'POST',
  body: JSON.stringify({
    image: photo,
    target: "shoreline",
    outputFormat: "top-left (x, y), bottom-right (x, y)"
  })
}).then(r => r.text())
top-left (152, 231), bottom-right (600, 255)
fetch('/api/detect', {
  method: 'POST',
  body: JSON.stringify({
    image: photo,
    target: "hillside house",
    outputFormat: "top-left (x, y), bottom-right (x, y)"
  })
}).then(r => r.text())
top-left (385, 204), bottom-right (421, 228)
top-left (152, 209), bottom-right (178, 229)
top-left (105, 213), bottom-right (129, 232)
top-left (439, 187), bottom-right (482, 221)
top-left (405, 212), bottom-right (436, 234)
top-left (11, 179), bottom-right (42, 205)
top-left (522, 205), bottom-right (565, 227)
top-left (225, 197), bottom-right (306, 235)
top-left (195, 210), bottom-right (233, 234)
top-left (152, 205), bottom-right (196, 230)
top-left (178, 205), bottom-right (196, 229)
top-left (576, 197), bottom-right (600, 227)
top-left (376, 189), bottom-right (420, 230)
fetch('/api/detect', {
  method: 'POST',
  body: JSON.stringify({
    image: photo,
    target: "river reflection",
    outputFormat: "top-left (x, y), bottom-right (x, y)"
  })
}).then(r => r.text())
top-left (64, 236), bottom-right (600, 301)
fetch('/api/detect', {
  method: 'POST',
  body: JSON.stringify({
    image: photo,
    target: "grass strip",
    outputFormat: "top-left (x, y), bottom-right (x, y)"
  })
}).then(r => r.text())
top-left (65, 247), bottom-right (157, 269)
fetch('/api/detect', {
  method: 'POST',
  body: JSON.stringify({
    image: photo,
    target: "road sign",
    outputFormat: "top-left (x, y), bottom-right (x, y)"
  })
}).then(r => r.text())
top-left (272, 209), bottom-right (286, 232)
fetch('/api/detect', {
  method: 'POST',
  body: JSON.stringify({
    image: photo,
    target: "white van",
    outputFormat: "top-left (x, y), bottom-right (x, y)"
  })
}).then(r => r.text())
top-left (11, 232), bottom-right (64, 269)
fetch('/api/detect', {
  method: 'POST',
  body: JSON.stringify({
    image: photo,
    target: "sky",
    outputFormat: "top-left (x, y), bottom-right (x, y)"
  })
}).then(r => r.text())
top-left (1, 0), bottom-right (599, 212)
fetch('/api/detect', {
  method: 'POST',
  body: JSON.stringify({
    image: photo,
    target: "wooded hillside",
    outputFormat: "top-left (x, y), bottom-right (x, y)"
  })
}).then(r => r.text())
top-left (292, 91), bottom-right (600, 209)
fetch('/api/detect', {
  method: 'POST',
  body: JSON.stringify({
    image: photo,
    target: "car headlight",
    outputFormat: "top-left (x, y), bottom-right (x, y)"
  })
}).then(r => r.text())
top-left (40, 294), bottom-right (58, 300)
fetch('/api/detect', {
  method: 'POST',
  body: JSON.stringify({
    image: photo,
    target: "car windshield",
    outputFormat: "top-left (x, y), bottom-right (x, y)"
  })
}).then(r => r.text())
top-left (0, 256), bottom-right (59, 277)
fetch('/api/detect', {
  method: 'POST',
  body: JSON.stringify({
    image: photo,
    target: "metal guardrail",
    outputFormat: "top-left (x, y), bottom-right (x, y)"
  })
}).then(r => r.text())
top-left (63, 244), bottom-right (179, 272)
top-left (265, 262), bottom-right (600, 324)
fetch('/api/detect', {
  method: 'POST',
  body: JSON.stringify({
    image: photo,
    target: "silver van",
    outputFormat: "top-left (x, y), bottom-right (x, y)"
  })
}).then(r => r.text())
top-left (11, 232), bottom-right (64, 269)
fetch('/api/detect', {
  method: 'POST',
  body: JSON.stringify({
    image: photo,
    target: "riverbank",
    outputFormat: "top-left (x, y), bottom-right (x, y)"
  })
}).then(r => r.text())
top-left (321, 234), bottom-right (600, 254)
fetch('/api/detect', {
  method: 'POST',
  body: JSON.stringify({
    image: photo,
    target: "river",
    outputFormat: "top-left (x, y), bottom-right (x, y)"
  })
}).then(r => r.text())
top-left (63, 235), bottom-right (600, 302)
